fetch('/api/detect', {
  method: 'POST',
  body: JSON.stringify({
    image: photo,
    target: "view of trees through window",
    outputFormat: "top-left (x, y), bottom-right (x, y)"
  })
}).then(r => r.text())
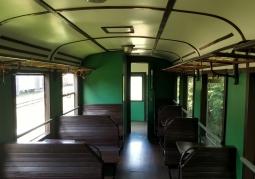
top-left (62, 74), bottom-right (75, 115)
top-left (176, 76), bottom-right (180, 103)
top-left (16, 75), bottom-right (45, 142)
top-left (187, 76), bottom-right (194, 115)
top-left (206, 76), bottom-right (225, 144)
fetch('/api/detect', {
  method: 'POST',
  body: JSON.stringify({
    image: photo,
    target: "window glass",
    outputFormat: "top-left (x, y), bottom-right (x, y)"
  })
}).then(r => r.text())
top-left (206, 76), bottom-right (225, 144)
top-left (16, 75), bottom-right (45, 142)
top-left (187, 76), bottom-right (194, 115)
top-left (176, 76), bottom-right (180, 103)
top-left (131, 76), bottom-right (143, 101)
top-left (62, 74), bottom-right (75, 115)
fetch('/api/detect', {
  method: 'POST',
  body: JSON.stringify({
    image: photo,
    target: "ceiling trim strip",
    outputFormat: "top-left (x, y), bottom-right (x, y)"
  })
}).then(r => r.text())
top-left (151, 0), bottom-right (176, 55)
top-left (0, 12), bottom-right (49, 26)
top-left (50, 36), bottom-right (198, 61)
top-left (172, 9), bottom-right (246, 41)
top-left (57, 52), bottom-right (82, 61)
top-left (0, 45), bottom-right (48, 58)
top-left (199, 33), bottom-right (234, 50)
top-left (33, 0), bottom-right (108, 58)
top-left (0, 36), bottom-right (51, 52)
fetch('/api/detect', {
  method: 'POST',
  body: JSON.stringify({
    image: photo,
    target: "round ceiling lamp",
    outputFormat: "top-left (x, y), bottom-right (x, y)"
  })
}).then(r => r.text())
top-left (87, 0), bottom-right (106, 3)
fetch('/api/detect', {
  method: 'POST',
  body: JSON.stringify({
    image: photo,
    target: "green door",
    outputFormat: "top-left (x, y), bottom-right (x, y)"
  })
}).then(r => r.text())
top-left (130, 73), bottom-right (146, 121)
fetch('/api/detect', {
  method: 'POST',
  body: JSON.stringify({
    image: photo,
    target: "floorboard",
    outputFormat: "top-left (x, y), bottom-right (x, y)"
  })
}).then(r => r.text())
top-left (115, 121), bottom-right (178, 179)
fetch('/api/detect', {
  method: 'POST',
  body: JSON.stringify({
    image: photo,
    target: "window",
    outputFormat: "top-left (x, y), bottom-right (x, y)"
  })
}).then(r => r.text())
top-left (16, 75), bottom-right (46, 142)
top-left (176, 76), bottom-right (180, 103)
top-left (206, 76), bottom-right (226, 144)
top-left (131, 76), bottom-right (143, 101)
top-left (187, 76), bottom-right (194, 115)
top-left (62, 74), bottom-right (76, 115)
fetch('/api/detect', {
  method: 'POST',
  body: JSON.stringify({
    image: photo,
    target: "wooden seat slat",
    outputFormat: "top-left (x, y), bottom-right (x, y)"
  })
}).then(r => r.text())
top-left (1, 143), bottom-right (104, 179)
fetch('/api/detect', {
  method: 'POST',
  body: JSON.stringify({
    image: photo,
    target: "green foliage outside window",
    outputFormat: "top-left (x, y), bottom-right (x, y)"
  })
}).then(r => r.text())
top-left (206, 77), bottom-right (224, 142)
top-left (177, 76), bottom-right (180, 103)
top-left (187, 77), bottom-right (194, 115)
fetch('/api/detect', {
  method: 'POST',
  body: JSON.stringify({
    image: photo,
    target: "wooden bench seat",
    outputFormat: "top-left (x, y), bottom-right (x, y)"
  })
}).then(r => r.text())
top-left (157, 105), bottom-right (182, 138)
top-left (83, 104), bottom-right (124, 137)
top-left (0, 143), bottom-right (105, 179)
top-left (54, 115), bottom-right (120, 178)
top-left (162, 117), bottom-right (198, 179)
top-left (54, 115), bottom-right (120, 160)
top-left (179, 145), bottom-right (236, 179)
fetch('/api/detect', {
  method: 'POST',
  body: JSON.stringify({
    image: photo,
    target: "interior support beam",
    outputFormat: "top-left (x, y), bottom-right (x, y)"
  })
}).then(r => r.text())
top-left (151, 0), bottom-right (176, 55)
top-left (33, 0), bottom-right (108, 60)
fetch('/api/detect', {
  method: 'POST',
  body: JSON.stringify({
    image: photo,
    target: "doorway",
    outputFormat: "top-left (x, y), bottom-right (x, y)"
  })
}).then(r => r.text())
top-left (130, 63), bottom-right (149, 134)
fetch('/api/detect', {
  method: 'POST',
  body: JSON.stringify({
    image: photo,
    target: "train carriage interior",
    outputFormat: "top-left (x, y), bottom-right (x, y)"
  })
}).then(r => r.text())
top-left (0, 0), bottom-right (255, 179)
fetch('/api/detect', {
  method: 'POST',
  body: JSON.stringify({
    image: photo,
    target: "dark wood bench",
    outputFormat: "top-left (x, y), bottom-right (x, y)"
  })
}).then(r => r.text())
top-left (83, 104), bottom-right (123, 137)
top-left (162, 117), bottom-right (198, 179)
top-left (179, 145), bottom-right (236, 179)
top-left (154, 99), bottom-right (175, 133)
top-left (157, 105), bottom-right (182, 138)
top-left (0, 143), bottom-right (105, 179)
top-left (54, 115), bottom-right (120, 177)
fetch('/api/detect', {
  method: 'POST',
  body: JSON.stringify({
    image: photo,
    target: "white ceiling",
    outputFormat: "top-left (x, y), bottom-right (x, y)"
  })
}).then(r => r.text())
top-left (0, 0), bottom-right (254, 66)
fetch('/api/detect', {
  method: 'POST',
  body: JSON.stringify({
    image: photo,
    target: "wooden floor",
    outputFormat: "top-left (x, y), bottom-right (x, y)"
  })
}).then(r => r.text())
top-left (115, 121), bottom-right (178, 179)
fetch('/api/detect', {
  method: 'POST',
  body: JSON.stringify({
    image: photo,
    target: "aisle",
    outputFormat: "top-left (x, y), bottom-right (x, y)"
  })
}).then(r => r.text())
top-left (115, 121), bottom-right (177, 179)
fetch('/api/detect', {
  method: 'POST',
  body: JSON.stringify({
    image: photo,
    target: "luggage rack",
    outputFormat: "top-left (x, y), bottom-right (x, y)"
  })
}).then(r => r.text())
top-left (163, 40), bottom-right (255, 85)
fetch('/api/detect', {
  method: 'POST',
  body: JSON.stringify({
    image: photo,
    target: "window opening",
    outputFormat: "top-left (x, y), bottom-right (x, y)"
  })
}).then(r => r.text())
top-left (16, 75), bottom-right (45, 142)
top-left (131, 76), bottom-right (143, 101)
top-left (176, 76), bottom-right (180, 103)
top-left (187, 76), bottom-right (194, 115)
top-left (62, 74), bottom-right (75, 115)
top-left (206, 76), bottom-right (225, 144)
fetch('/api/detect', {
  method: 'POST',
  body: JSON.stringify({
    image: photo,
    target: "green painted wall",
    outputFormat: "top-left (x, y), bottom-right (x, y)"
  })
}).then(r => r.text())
top-left (82, 51), bottom-right (123, 104)
top-left (131, 102), bottom-right (144, 121)
top-left (225, 73), bottom-right (246, 179)
top-left (49, 74), bottom-right (63, 138)
top-left (0, 76), bottom-right (16, 142)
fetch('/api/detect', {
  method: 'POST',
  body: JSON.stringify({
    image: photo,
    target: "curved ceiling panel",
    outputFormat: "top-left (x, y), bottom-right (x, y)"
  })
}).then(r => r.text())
top-left (0, 14), bottom-right (85, 50)
top-left (55, 40), bottom-right (105, 59)
top-left (156, 40), bottom-right (197, 58)
top-left (153, 51), bottom-right (179, 62)
top-left (44, 0), bottom-right (168, 9)
top-left (0, 0), bottom-right (45, 22)
top-left (174, 0), bottom-right (255, 40)
top-left (162, 12), bottom-right (242, 56)
top-left (96, 37), bottom-right (155, 52)
top-left (61, 9), bottom-right (163, 38)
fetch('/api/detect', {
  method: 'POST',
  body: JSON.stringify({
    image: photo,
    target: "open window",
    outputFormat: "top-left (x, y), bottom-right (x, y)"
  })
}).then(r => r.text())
top-left (187, 76), bottom-right (194, 116)
top-left (16, 75), bottom-right (47, 142)
top-left (206, 76), bottom-right (227, 144)
top-left (62, 73), bottom-right (78, 115)
top-left (176, 76), bottom-right (180, 104)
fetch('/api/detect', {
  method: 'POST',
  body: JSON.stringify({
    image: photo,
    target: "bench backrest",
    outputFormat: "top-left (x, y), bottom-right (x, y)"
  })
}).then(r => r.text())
top-left (164, 117), bottom-right (198, 149)
top-left (180, 146), bottom-right (236, 179)
top-left (0, 143), bottom-right (103, 179)
top-left (83, 104), bottom-right (123, 126)
top-left (155, 99), bottom-right (175, 126)
top-left (158, 105), bottom-right (182, 127)
top-left (55, 115), bottom-right (119, 147)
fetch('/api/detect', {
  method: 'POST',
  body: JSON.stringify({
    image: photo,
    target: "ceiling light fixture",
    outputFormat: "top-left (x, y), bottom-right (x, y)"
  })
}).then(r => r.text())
top-left (122, 45), bottom-right (135, 54)
top-left (87, 0), bottom-right (106, 3)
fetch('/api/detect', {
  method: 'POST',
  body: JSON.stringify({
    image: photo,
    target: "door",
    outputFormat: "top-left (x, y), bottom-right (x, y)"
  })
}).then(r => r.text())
top-left (130, 73), bottom-right (146, 121)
